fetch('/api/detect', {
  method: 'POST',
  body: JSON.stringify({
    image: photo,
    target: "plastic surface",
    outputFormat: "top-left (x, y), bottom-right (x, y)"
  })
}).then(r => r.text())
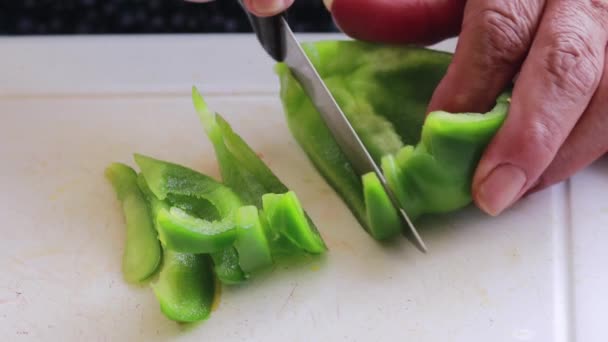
top-left (0, 34), bottom-right (606, 342)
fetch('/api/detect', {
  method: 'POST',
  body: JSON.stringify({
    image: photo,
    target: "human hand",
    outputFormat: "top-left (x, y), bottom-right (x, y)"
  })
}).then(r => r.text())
top-left (185, 0), bottom-right (295, 16)
top-left (328, 0), bottom-right (608, 216)
top-left (237, 0), bottom-right (295, 17)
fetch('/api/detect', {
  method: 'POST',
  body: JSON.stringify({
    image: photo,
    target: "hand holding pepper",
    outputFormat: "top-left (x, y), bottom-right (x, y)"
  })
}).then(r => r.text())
top-left (245, 0), bottom-right (608, 216)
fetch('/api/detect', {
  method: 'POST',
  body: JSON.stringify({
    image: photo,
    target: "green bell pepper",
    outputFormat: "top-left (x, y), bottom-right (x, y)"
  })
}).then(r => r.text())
top-left (134, 153), bottom-right (250, 284)
top-left (106, 82), bottom-right (331, 324)
top-left (362, 172), bottom-right (401, 240)
top-left (135, 153), bottom-right (242, 254)
top-left (209, 247), bottom-right (247, 284)
top-left (262, 191), bottom-right (326, 254)
top-left (105, 163), bottom-right (162, 283)
top-left (276, 40), bottom-right (510, 240)
top-left (234, 205), bottom-right (273, 273)
top-left (192, 87), bottom-right (288, 208)
top-left (192, 87), bottom-right (327, 254)
top-left (136, 172), bottom-right (220, 320)
top-left (151, 250), bottom-right (216, 323)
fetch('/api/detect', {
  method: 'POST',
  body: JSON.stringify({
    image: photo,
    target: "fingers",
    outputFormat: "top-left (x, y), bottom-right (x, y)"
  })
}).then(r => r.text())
top-left (427, 0), bottom-right (545, 113)
top-left (243, 0), bottom-right (294, 17)
top-left (472, 0), bottom-right (608, 216)
top-left (185, 0), bottom-right (293, 16)
top-left (529, 47), bottom-right (608, 193)
top-left (329, 0), bottom-right (466, 45)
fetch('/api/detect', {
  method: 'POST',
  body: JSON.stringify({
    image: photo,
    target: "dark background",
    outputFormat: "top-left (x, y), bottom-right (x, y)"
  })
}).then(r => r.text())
top-left (0, 0), bottom-right (337, 35)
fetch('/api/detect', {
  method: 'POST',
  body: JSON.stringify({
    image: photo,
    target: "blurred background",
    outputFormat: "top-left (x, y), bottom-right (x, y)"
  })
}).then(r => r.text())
top-left (0, 0), bottom-right (338, 35)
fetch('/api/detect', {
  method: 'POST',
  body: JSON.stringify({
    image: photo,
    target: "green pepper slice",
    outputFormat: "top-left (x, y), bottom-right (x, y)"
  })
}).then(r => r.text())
top-left (151, 250), bottom-right (216, 323)
top-left (137, 172), bottom-right (247, 284)
top-left (362, 172), bottom-right (401, 240)
top-left (136, 174), bottom-right (218, 321)
top-left (105, 163), bottom-right (161, 283)
top-left (134, 153), bottom-right (242, 214)
top-left (134, 153), bottom-right (242, 253)
top-left (234, 205), bottom-right (273, 273)
top-left (192, 87), bottom-right (326, 255)
top-left (155, 207), bottom-right (236, 254)
top-left (192, 87), bottom-right (287, 208)
top-left (262, 191), bottom-right (327, 254)
top-left (210, 247), bottom-right (247, 284)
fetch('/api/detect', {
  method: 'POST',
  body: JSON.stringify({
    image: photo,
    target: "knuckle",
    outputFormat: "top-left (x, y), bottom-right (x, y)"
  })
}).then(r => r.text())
top-left (541, 31), bottom-right (602, 97)
top-left (523, 114), bottom-right (565, 159)
top-left (476, 7), bottom-right (531, 65)
top-left (589, 0), bottom-right (608, 25)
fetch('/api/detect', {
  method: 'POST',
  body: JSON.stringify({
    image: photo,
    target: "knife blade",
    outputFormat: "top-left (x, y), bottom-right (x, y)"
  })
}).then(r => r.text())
top-left (239, 6), bottom-right (427, 253)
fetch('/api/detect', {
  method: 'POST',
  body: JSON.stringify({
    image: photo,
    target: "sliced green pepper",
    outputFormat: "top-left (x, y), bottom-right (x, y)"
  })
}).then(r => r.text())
top-left (209, 247), bottom-right (247, 284)
top-left (192, 87), bottom-right (327, 255)
top-left (134, 153), bottom-right (242, 254)
top-left (362, 172), bottom-right (401, 240)
top-left (155, 207), bottom-right (236, 254)
top-left (105, 79), bottom-right (334, 324)
top-left (276, 40), bottom-right (510, 239)
top-left (105, 163), bottom-right (161, 283)
top-left (151, 250), bottom-right (216, 323)
top-left (134, 153), bottom-right (242, 214)
top-left (192, 87), bottom-right (287, 208)
top-left (234, 205), bottom-right (273, 273)
top-left (137, 168), bottom-right (247, 284)
top-left (262, 191), bottom-right (326, 254)
top-left (136, 173), bottom-right (218, 321)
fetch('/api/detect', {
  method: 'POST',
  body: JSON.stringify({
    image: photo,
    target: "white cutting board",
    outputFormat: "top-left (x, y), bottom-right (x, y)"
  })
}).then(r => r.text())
top-left (0, 34), bottom-right (606, 342)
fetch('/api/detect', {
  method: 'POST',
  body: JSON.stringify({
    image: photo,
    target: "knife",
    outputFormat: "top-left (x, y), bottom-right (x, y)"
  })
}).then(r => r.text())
top-left (237, 2), bottom-right (427, 253)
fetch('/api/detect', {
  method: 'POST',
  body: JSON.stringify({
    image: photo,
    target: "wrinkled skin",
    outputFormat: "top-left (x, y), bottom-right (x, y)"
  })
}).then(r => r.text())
top-left (224, 0), bottom-right (608, 217)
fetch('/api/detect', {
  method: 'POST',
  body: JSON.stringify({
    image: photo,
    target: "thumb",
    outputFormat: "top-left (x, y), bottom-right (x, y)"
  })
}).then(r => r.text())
top-left (329, 0), bottom-right (466, 45)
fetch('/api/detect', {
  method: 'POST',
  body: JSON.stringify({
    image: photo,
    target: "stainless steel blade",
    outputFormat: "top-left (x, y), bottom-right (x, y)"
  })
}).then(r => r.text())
top-left (280, 18), bottom-right (427, 253)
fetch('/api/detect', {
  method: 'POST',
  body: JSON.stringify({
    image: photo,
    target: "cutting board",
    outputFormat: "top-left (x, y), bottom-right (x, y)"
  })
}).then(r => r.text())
top-left (1, 34), bottom-right (606, 342)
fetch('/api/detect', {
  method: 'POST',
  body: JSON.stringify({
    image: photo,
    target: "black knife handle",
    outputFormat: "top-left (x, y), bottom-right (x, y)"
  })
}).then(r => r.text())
top-left (238, 0), bottom-right (286, 61)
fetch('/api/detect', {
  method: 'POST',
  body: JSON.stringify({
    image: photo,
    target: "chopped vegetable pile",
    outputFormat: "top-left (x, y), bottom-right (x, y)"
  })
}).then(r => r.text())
top-left (106, 87), bottom-right (326, 323)
top-left (106, 40), bottom-right (512, 324)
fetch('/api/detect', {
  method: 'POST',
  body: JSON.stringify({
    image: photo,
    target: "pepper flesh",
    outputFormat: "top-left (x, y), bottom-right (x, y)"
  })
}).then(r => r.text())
top-left (106, 86), bottom-right (330, 323)
top-left (105, 163), bottom-right (162, 283)
top-left (151, 250), bottom-right (216, 323)
top-left (262, 191), bottom-right (326, 254)
top-left (380, 94), bottom-right (510, 220)
top-left (192, 87), bottom-right (288, 208)
top-left (276, 40), bottom-right (510, 239)
top-left (234, 205), bottom-right (273, 273)
top-left (135, 153), bottom-right (242, 254)
top-left (192, 87), bottom-right (327, 254)
top-left (137, 165), bottom-right (247, 294)
top-left (362, 172), bottom-right (401, 240)
top-left (210, 247), bottom-right (247, 284)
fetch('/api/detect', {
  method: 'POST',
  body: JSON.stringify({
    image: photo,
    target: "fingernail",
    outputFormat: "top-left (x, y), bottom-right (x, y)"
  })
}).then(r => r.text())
top-left (323, 0), bottom-right (334, 11)
top-left (475, 164), bottom-right (527, 216)
top-left (249, 0), bottom-right (289, 15)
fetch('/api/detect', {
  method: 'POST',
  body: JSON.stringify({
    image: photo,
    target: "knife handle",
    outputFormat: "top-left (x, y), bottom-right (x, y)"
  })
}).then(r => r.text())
top-left (238, 0), bottom-right (286, 61)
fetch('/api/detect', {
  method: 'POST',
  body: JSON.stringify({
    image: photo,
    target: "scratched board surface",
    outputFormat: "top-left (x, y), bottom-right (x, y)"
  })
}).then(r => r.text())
top-left (1, 34), bottom-right (606, 342)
